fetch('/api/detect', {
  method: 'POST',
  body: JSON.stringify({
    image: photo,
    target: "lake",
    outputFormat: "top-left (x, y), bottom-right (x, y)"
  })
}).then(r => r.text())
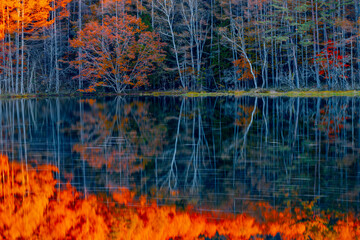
top-left (1, 96), bottom-right (359, 218)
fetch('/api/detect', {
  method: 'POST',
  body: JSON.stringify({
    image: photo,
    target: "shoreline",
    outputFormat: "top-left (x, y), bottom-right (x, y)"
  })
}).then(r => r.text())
top-left (1, 89), bottom-right (360, 99)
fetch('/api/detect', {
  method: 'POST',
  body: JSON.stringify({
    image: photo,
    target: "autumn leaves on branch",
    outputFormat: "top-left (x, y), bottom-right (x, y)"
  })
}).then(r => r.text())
top-left (70, 0), bottom-right (165, 93)
top-left (1, 153), bottom-right (359, 239)
top-left (0, 0), bottom-right (52, 39)
top-left (0, 0), bottom-right (71, 93)
top-left (1, 0), bottom-right (358, 93)
top-left (0, 0), bottom-right (165, 94)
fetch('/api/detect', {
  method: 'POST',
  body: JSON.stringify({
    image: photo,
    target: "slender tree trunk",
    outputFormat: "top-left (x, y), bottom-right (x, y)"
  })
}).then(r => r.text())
top-left (20, 1), bottom-right (24, 94)
top-left (78, 0), bottom-right (82, 90)
top-left (311, 0), bottom-right (321, 88)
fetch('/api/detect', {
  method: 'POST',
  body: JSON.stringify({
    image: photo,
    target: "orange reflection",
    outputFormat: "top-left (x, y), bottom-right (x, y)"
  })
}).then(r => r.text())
top-left (0, 154), bottom-right (109, 239)
top-left (1, 154), bottom-right (359, 239)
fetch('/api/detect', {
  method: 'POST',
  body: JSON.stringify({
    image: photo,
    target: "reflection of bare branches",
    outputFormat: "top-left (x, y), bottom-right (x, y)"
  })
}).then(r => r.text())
top-left (233, 98), bottom-right (258, 162)
top-left (185, 108), bottom-right (211, 193)
top-left (161, 99), bottom-right (184, 191)
top-left (158, 99), bottom-right (213, 196)
top-left (262, 97), bottom-right (268, 143)
top-left (240, 98), bottom-right (258, 158)
top-left (185, 109), bottom-right (200, 193)
top-left (292, 98), bottom-right (300, 148)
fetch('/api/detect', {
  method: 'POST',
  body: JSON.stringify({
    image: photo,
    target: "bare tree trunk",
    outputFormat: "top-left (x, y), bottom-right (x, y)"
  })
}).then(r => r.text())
top-left (54, 10), bottom-right (60, 93)
top-left (311, 0), bottom-right (321, 88)
top-left (21, 1), bottom-right (24, 94)
top-left (78, 0), bottom-right (83, 90)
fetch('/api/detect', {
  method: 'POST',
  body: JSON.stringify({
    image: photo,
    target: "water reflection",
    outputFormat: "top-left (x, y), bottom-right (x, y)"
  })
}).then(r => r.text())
top-left (0, 96), bottom-right (359, 214)
top-left (3, 154), bottom-right (358, 239)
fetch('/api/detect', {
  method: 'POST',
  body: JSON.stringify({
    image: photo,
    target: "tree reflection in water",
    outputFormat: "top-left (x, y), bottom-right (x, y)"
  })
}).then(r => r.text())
top-left (0, 96), bottom-right (359, 216)
top-left (0, 154), bottom-right (359, 239)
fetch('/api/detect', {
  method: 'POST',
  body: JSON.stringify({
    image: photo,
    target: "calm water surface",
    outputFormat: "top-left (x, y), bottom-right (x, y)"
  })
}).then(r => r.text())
top-left (0, 96), bottom-right (359, 215)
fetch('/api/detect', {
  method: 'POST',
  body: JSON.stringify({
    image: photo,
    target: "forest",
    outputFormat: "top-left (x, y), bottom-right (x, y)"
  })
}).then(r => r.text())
top-left (0, 0), bottom-right (360, 94)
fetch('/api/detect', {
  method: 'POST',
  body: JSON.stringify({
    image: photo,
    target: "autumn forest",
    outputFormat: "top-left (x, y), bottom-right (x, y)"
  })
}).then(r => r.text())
top-left (1, 0), bottom-right (360, 239)
top-left (1, 0), bottom-right (360, 94)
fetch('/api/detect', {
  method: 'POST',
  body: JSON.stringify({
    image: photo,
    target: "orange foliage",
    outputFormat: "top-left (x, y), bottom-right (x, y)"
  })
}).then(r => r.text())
top-left (110, 197), bottom-right (261, 240)
top-left (0, 0), bottom-right (71, 40)
top-left (79, 98), bottom-right (97, 106)
top-left (71, 0), bottom-right (165, 93)
top-left (78, 81), bottom-right (105, 93)
top-left (0, 154), bottom-right (109, 239)
top-left (235, 105), bottom-right (258, 127)
top-left (234, 56), bottom-right (258, 82)
top-left (1, 153), bottom-right (360, 239)
top-left (0, 41), bottom-right (17, 75)
top-left (0, 154), bottom-right (58, 239)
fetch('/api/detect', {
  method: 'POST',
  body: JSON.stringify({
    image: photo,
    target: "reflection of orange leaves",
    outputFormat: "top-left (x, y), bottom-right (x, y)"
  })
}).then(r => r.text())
top-left (218, 215), bottom-right (260, 239)
top-left (261, 208), bottom-right (307, 240)
top-left (73, 100), bottom-right (165, 176)
top-left (0, 154), bottom-right (109, 239)
top-left (235, 105), bottom-right (258, 126)
top-left (39, 187), bottom-right (109, 239)
top-left (318, 105), bottom-right (348, 140)
top-left (0, 154), bottom-right (57, 239)
top-left (113, 188), bottom-right (135, 205)
top-left (79, 98), bottom-right (97, 106)
top-left (2, 154), bottom-right (360, 239)
top-left (112, 204), bottom-right (217, 240)
top-left (170, 189), bottom-right (179, 196)
top-left (333, 218), bottom-right (360, 240)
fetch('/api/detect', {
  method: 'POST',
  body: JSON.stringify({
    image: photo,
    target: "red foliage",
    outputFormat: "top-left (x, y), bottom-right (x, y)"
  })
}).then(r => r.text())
top-left (317, 40), bottom-right (350, 80)
top-left (318, 104), bottom-right (347, 141)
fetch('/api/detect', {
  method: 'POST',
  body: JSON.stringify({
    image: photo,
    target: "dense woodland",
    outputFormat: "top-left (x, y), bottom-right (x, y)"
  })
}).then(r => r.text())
top-left (1, 0), bottom-right (360, 93)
